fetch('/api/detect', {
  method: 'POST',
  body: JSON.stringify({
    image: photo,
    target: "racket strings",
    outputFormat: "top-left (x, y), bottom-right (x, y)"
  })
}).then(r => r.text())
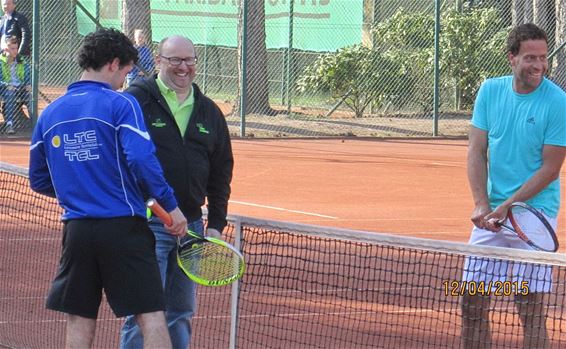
top-left (178, 242), bottom-right (242, 282)
top-left (510, 206), bottom-right (555, 251)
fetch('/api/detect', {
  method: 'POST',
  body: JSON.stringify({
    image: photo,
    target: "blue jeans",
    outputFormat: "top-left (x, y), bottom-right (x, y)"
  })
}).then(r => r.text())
top-left (120, 218), bottom-right (202, 349)
top-left (1, 87), bottom-right (29, 125)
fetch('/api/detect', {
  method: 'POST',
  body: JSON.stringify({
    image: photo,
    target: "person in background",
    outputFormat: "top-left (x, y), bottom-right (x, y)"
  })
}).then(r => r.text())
top-left (0, 35), bottom-right (29, 134)
top-left (125, 29), bottom-right (154, 87)
top-left (462, 23), bottom-right (566, 349)
top-left (120, 35), bottom-right (234, 349)
top-left (29, 28), bottom-right (188, 348)
top-left (0, 0), bottom-right (30, 56)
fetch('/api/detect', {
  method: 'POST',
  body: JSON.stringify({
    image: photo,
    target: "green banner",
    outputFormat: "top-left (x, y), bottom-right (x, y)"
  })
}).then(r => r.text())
top-left (76, 0), bottom-right (363, 52)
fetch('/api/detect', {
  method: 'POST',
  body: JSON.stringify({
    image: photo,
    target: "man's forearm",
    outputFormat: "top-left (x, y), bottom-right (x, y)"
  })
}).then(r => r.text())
top-left (467, 151), bottom-right (489, 206)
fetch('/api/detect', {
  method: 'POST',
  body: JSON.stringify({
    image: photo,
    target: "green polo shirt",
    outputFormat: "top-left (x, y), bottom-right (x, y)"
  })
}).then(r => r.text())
top-left (156, 77), bottom-right (194, 136)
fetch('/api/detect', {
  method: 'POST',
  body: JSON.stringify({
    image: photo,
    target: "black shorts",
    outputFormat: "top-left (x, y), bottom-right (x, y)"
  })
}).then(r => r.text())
top-left (46, 216), bottom-right (165, 318)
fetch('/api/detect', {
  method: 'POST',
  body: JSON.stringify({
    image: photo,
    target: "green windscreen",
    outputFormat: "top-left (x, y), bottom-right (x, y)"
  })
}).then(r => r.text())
top-left (76, 0), bottom-right (363, 52)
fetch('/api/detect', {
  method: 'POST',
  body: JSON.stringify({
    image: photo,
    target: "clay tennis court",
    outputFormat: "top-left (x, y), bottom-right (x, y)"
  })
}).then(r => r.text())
top-left (2, 137), bottom-right (565, 244)
top-left (1, 137), bottom-right (566, 348)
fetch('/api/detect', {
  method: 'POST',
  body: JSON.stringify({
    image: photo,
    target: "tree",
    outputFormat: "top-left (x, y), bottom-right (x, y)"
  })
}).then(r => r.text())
top-left (372, 8), bottom-right (508, 111)
top-left (235, 1), bottom-right (276, 116)
top-left (512, 0), bottom-right (534, 25)
top-left (40, 0), bottom-right (82, 85)
top-left (297, 45), bottom-right (409, 118)
top-left (465, 0), bottom-right (513, 26)
top-left (121, 0), bottom-right (152, 42)
top-left (372, 10), bottom-right (435, 112)
top-left (533, 0), bottom-right (555, 47)
top-left (441, 8), bottom-right (509, 109)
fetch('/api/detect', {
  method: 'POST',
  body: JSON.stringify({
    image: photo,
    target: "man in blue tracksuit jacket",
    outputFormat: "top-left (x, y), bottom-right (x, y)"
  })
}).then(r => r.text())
top-left (28, 28), bottom-right (186, 348)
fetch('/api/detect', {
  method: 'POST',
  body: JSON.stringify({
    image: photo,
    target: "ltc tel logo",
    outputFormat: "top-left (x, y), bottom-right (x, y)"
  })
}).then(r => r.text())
top-left (52, 130), bottom-right (100, 161)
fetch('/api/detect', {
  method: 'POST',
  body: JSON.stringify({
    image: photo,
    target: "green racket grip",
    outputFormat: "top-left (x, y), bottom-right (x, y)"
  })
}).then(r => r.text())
top-left (146, 198), bottom-right (173, 226)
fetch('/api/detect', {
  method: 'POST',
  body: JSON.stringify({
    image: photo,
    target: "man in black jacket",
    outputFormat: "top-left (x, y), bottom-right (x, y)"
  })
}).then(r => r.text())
top-left (0, 0), bottom-right (30, 57)
top-left (120, 35), bottom-right (234, 349)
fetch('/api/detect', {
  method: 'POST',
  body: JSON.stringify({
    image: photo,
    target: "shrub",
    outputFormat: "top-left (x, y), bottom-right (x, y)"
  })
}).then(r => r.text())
top-left (296, 44), bottom-right (409, 118)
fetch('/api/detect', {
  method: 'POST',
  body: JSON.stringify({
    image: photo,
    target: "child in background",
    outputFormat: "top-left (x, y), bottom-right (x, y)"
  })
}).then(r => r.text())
top-left (125, 29), bottom-right (154, 87)
top-left (0, 36), bottom-right (29, 134)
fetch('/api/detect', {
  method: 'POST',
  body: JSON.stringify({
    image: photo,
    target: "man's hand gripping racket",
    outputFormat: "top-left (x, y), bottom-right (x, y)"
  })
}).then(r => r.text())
top-left (491, 202), bottom-right (559, 252)
top-left (147, 199), bottom-right (245, 286)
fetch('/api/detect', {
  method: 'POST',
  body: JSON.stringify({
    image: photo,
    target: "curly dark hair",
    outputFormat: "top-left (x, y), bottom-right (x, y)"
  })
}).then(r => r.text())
top-left (78, 28), bottom-right (138, 71)
top-left (507, 23), bottom-right (547, 56)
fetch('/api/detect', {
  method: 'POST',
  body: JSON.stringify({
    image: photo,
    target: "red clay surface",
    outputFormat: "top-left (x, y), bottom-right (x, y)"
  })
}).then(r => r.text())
top-left (2, 137), bottom-right (565, 247)
top-left (2, 137), bottom-right (566, 349)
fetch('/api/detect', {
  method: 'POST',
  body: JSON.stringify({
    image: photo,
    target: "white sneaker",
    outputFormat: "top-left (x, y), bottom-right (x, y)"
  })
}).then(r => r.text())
top-left (5, 121), bottom-right (14, 134)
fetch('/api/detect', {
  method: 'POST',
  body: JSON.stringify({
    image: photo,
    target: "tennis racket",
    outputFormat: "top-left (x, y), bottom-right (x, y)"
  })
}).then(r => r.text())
top-left (146, 199), bottom-right (245, 286)
top-left (496, 202), bottom-right (559, 252)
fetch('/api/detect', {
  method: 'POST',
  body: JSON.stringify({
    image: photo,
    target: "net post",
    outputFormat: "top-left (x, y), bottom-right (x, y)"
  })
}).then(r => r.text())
top-left (229, 216), bottom-right (243, 349)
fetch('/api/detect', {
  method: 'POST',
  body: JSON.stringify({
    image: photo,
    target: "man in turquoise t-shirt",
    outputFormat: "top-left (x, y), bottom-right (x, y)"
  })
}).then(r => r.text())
top-left (462, 23), bottom-right (566, 349)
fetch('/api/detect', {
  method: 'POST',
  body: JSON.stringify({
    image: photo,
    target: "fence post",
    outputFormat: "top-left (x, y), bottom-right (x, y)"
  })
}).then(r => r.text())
top-left (228, 216), bottom-right (243, 349)
top-left (286, 0), bottom-right (295, 115)
top-left (202, 44), bottom-right (208, 95)
top-left (239, 1), bottom-right (248, 137)
top-left (30, 0), bottom-right (40, 127)
top-left (549, 41), bottom-right (566, 60)
top-left (433, 0), bottom-right (441, 136)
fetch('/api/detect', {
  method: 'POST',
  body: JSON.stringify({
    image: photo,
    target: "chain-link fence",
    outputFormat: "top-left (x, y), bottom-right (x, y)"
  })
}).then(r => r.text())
top-left (1, 0), bottom-right (565, 138)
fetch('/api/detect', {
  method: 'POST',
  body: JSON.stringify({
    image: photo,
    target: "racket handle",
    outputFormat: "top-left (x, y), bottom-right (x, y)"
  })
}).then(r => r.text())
top-left (490, 218), bottom-right (513, 233)
top-left (146, 198), bottom-right (173, 226)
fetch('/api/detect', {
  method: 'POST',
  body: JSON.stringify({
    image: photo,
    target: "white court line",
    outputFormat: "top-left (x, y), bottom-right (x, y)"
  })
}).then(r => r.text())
top-left (230, 200), bottom-right (337, 219)
top-left (0, 238), bottom-right (59, 242)
top-left (231, 308), bottom-right (443, 320)
top-left (2, 305), bottom-right (530, 325)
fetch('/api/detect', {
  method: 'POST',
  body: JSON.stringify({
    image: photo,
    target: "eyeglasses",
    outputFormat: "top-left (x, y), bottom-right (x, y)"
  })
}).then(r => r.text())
top-left (159, 55), bottom-right (198, 66)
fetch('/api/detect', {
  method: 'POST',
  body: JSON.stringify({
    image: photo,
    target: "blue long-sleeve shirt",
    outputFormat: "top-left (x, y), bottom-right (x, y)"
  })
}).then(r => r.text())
top-left (127, 45), bottom-right (154, 81)
top-left (29, 80), bottom-right (177, 220)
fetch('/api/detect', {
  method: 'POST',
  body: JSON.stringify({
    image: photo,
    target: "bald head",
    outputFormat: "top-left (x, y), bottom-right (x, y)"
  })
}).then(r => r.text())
top-left (158, 35), bottom-right (194, 56)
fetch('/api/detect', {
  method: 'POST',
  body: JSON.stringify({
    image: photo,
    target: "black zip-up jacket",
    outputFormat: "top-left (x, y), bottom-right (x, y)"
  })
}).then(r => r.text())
top-left (0, 10), bottom-right (31, 56)
top-left (126, 77), bottom-right (234, 231)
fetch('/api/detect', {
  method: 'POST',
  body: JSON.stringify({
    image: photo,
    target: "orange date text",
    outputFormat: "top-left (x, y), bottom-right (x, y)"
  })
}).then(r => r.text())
top-left (442, 280), bottom-right (529, 297)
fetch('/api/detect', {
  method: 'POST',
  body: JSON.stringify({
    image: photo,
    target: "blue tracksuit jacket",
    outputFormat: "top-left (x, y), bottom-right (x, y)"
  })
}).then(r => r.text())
top-left (29, 80), bottom-right (177, 220)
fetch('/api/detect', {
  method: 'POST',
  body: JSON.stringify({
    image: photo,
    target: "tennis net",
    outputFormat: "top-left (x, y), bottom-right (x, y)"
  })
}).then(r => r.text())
top-left (2, 162), bottom-right (566, 348)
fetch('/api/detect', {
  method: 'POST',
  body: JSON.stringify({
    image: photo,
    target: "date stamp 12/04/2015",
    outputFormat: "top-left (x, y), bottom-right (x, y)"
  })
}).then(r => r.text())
top-left (443, 280), bottom-right (530, 297)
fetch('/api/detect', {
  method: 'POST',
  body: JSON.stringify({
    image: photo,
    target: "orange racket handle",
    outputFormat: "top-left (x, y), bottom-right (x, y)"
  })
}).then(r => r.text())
top-left (146, 198), bottom-right (173, 226)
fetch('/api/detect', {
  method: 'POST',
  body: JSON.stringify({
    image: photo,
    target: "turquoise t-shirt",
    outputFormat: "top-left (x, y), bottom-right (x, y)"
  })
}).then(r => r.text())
top-left (471, 76), bottom-right (566, 217)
